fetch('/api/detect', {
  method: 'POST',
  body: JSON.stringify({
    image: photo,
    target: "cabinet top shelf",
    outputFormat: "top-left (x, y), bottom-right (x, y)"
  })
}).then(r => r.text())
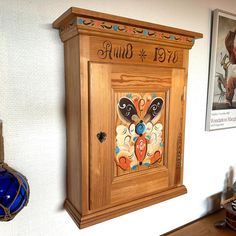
top-left (53, 7), bottom-right (203, 45)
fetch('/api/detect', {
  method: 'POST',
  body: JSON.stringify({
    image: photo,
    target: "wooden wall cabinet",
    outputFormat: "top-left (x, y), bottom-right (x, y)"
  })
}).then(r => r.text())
top-left (53, 7), bottom-right (202, 228)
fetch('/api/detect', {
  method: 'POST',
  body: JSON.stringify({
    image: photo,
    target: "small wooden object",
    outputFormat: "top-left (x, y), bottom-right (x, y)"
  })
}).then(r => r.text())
top-left (53, 7), bottom-right (202, 228)
top-left (224, 202), bottom-right (236, 231)
top-left (220, 189), bottom-right (236, 231)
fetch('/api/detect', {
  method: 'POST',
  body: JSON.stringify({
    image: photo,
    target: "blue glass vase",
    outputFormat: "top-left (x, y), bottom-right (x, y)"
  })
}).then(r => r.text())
top-left (0, 163), bottom-right (29, 221)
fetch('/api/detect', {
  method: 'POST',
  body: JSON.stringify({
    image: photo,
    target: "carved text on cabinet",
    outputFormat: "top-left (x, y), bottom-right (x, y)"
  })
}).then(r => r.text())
top-left (91, 37), bottom-right (183, 66)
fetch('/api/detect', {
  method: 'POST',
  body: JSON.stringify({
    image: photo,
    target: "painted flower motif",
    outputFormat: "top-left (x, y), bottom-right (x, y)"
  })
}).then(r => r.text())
top-left (143, 29), bottom-right (149, 36)
top-left (94, 21), bottom-right (102, 27)
top-left (113, 25), bottom-right (119, 31)
top-left (135, 122), bottom-right (146, 135)
top-left (126, 27), bottom-right (133, 33)
top-left (156, 32), bottom-right (162, 39)
top-left (115, 93), bottom-right (164, 171)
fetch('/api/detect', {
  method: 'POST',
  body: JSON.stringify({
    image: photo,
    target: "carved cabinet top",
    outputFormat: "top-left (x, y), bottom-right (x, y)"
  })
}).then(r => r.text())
top-left (53, 7), bottom-right (203, 48)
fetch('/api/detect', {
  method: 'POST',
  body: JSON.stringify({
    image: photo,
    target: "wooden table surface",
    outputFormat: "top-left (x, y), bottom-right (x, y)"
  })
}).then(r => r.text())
top-left (162, 210), bottom-right (236, 236)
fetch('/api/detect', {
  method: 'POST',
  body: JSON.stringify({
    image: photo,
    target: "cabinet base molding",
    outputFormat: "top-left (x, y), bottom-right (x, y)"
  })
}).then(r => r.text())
top-left (64, 185), bottom-right (187, 228)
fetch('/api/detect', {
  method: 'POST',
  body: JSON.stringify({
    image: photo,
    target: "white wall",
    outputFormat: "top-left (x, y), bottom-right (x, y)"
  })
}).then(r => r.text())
top-left (0, 0), bottom-right (236, 235)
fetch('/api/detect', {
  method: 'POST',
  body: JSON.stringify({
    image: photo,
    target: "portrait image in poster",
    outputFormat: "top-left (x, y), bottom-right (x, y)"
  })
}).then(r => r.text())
top-left (213, 16), bottom-right (236, 110)
top-left (206, 10), bottom-right (236, 130)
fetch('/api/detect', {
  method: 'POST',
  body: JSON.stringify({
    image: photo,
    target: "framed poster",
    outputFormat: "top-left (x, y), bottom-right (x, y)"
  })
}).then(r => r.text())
top-left (206, 9), bottom-right (236, 131)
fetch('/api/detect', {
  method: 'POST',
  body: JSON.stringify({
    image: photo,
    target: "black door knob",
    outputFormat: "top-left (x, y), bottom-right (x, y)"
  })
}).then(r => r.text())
top-left (96, 132), bottom-right (107, 143)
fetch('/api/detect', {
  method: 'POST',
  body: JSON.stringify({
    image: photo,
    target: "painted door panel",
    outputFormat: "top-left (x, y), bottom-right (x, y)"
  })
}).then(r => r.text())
top-left (89, 62), bottom-right (185, 210)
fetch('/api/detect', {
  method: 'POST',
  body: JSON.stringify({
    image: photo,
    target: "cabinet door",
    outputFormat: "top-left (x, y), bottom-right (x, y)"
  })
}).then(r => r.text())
top-left (89, 63), bottom-right (185, 210)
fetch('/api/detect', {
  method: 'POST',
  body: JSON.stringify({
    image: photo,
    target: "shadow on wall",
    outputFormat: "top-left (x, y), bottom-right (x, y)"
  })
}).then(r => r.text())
top-left (205, 166), bottom-right (234, 214)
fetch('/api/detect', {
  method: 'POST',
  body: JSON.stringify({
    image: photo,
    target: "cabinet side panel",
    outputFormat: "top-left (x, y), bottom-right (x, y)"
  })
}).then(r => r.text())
top-left (64, 36), bottom-right (82, 213)
top-left (178, 49), bottom-right (189, 185)
top-left (168, 69), bottom-right (185, 187)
